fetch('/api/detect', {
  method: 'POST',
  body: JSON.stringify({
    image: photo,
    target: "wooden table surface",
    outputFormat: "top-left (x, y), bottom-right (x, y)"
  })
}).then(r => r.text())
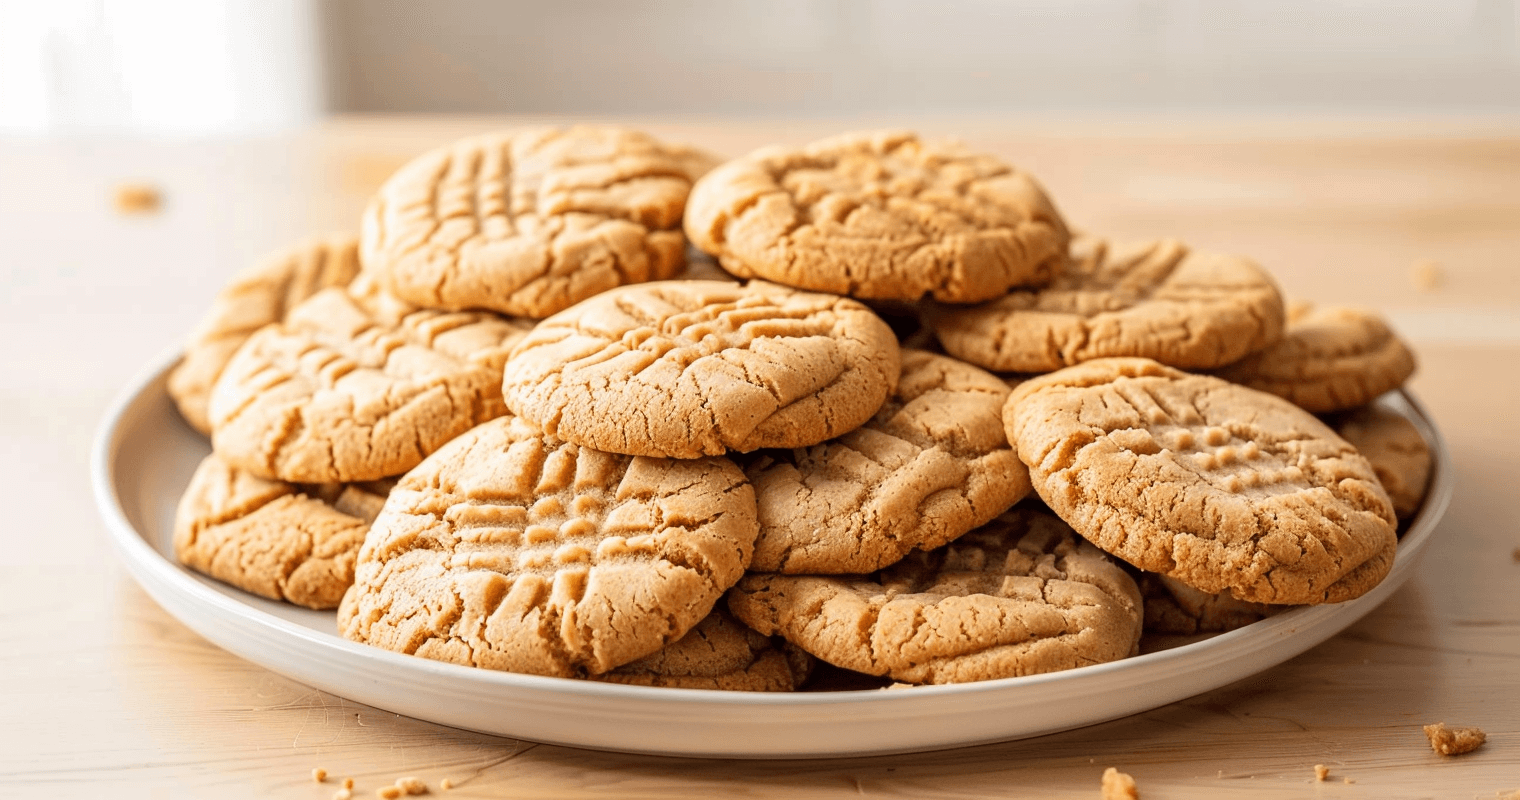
top-left (2, 116), bottom-right (1518, 799)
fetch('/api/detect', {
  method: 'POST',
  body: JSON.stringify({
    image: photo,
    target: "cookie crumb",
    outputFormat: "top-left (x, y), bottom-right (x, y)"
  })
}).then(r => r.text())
top-left (313, 768), bottom-right (328, 783)
top-left (1510, 547), bottom-right (1520, 562)
top-left (333, 790), bottom-right (352, 800)
top-left (1314, 764), bottom-right (1329, 781)
top-left (1343, 777), bottom-right (1356, 785)
top-left (1411, 261), bottom-right (1443, 292)
top-left (439, 778), bottom-right (453, 791)
top-left (396, 777), bottom-right (428, 795)
top-left (1423, 722), bottom-right (1486, 755)
top-left (1101, 767), bottom-right (1139, 799)
top-left (344, 778), bottom-right (355, 790)
top-left (113, 183), bottom-right (162, 215)
top-left (377, 787), bottom-right (403, 800)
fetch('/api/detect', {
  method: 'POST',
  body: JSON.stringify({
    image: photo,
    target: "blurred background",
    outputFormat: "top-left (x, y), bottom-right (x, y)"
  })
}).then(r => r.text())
top-left (4, 0), bottom-right (1520, 135)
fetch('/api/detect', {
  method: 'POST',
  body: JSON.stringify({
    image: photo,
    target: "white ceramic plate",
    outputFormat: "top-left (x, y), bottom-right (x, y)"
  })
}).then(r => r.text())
top-left (91, 352), bottom-right (1453, 759)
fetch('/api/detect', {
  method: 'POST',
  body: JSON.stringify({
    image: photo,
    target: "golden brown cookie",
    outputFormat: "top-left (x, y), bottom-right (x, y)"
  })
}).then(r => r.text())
top-left (174, 453), bottom-right (392, 609)
top-left (209, 286), bottom-right (533, 484)
top-left (338, 414), bottom-right (759, 677)
top-left (929, 238), bottom-right (1286, 372)
top-left (169, 235), bottom-right (362, 434)
top-left (595, 609), bottom-right (813, 691)
top-left (684, 130), bottom-right (1069, 303)
top-left (727, 508), bottom-right (1143, 685)
top-left (501, 280), bottom-right (901, 459)
top-left (1004, 358), bottom-right (1398, 605)
top-left (1216, 303), bottom-right (1417, 413)
top-left (362, 126), bottom-right (717, 319)
top-left (1139, 573), bottom-right (1278, 635)
top-left (1335, 405), bottom-right (1432, 520)
top-left (745, 349), bottom-right (1031, 574)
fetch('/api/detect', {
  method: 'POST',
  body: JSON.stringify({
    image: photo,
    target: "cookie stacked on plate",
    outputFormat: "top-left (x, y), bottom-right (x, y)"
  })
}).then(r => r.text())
top-left (167, 126), bottom-right (1433, 690)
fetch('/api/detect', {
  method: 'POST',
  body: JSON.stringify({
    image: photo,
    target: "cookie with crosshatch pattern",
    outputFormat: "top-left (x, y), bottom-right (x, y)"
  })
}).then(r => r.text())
top-left (361, 126), bottom-right (718, 319)
top-left (929, 238), bottom-right (1286, 373)
top-left (1003, 357), bottom-right (1398, 605)
top-left (727, 507), bottom-right (1143, 684)
top-left (208, 282), bottom-right (534, 484)
top-left (684, 130), bottom-right (1069, 303)
top-left (501, 280), bottom-right (900, 459)
top-left (338, 414), bottom-right (759, 677)
top-left (1216, 303), bottom-right (1416, 413)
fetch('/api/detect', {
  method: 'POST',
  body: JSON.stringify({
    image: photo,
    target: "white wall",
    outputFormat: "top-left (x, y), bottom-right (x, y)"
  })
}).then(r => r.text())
top-left (324, 0), bottom-right (1520, 116)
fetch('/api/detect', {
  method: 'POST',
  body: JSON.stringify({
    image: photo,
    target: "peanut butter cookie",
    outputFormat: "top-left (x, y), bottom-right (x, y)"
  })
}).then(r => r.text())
top-left (1335, 404), bottom-right (1432, 520)
top-left (684, 130), bottom-right (1069, 303)
top-left (727, 508), bottom-right (1143, 684)
top-left (174, 453), bottom-right (392, 609)
top-left (596, 609), bottom-right (813, 691)
top-left (338, 414), bottom-right (759, 677)
top-left (169, 234), bottom-right (361, 434)
top-left (501, 280), bottom-right (900, 459)
top-left (1216, 303), bottom-right (1416, 413)
top-left (1139, 573), bottom-right (1278, 635)
top-left (1004, 358), bottom-right (1398, 605)
top-left (929, 238), bottom-right (1286, 372)
top-left (745, 349), bottom-right (1030, 574)
top-left (362, 126), bottom-right (717, 319)
top-left (209, 285), bottom-right (533, 483)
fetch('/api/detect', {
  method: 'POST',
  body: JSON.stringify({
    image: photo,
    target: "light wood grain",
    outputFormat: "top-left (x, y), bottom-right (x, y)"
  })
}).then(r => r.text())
top-left (1, 118), bottom-right (1518, 799)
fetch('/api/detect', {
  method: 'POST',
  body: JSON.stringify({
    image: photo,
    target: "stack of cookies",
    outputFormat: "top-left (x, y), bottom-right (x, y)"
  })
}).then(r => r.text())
top-left (167, 126), bottom-right (1433, 690)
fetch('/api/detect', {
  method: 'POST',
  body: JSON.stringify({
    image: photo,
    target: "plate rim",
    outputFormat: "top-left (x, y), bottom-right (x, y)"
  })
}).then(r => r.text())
top-left (90, 349), bottom-right (1456, 755)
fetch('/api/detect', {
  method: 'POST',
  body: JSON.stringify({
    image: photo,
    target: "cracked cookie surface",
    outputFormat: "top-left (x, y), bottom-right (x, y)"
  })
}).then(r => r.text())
top-left (929, 238), bottom-right (1286, 372)
top-left (744, 349), bottom-right (1030, 574)
top-left (1216, 304), bottom-right (1416, 413)
top-left (727, 507), bottom-right (1142, 684)
top-left (174, 453), bottom-right (392, 609)
top-left (1335, 404), bottom-right (1432, 521)
top-left (338, 414), bottom-right (759, 677)
top-left (209, 285), bottom-right (533, 483)
top-left (1004, 357), bottom-right (1398, 605)
top-left (169, 234), bottom-right (362, 434)
top-left (684, 130), bottom-right (1068, 303)
top-left (596, 609), bottom-right (812, 691)
top-left (362, 126), bottom-right (717, 319)
top-left (501, 280), bottom-right (900, 459)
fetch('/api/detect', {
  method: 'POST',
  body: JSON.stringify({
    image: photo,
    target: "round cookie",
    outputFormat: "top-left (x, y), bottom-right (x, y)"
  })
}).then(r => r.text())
top-left (1215, 303), bottom-right (1416, 413)
top-left (1335, 404), bottom-right (1432, 521)
top-left (596, 609), bottom-right (813, 691)
top-left (684, 130), bottom-right (1069, 303)
top-left (502, 280), bottom-right (901, 459)
top-left (209, 285), bottom-right (534, 484)
top-left (727, 508), bottom-right (1143, 685)
top-left (338, 414), bottom-right (759, 678)
top-left (362, 126), bottom-right (718, 319)
top-left (174, 452), bottom-right (393, 609)
top-left (1139, 573), bottom-right (1278, 636)
top-left (1004, 357), bottom-right (1398, 605)
top-left (745, 349), bottom-right (1031, 574)
top-left (169, 234), bottom-right (362, 434)
top-left (929, 238), bottom-right (1286, 372)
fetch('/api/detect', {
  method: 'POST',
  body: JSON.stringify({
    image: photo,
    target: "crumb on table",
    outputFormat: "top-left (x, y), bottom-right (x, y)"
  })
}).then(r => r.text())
top-left (1102, 767), bottom-right (1139, 799)
top-left (313, 767), bottom-right (327, 783)
top-left (396, 776), bottom-right (428, 795)
top-left (1410, 261), bottom-right (1443, 292)
top-left (1314, 764), bottom-right (1329, 781)
top-left (1423, 722), bottom-right (1486, 755)
top-left (113, 183), bottom-right (162, 214)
